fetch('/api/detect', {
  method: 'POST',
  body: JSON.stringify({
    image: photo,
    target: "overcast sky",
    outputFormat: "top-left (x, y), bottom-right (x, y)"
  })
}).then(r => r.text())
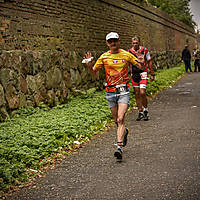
top-left (189, 0), bottom-right (200, 31)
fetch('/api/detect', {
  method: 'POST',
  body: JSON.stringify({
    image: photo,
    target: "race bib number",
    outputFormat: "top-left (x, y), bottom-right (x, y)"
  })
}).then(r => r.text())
top-left (140, 72), bottom-right (147, 80)
top-left (115, 84), bottom-right (129, 95)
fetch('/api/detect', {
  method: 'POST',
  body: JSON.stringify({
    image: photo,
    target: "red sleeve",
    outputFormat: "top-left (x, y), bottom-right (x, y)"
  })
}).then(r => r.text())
top-left (144, 48), bottom-right (149, 55)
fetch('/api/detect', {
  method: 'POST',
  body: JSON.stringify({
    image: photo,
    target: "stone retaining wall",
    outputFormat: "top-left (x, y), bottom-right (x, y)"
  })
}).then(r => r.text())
top-left (0, 49), bottom-right (181, 118)
top-left (0, 0), bottom-right (196, 119)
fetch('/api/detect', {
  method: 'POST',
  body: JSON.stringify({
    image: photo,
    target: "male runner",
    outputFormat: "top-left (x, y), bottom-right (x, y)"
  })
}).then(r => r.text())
top-left (128, 36), bottom-right (155, 121)
top-left (84, 32), bottom-right (144, 160)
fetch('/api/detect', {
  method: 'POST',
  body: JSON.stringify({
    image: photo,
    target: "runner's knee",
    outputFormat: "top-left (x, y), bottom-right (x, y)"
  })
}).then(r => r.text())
top-left (117, 116), bottom-right (124, 125)
top-left (140, 91), bottom-right (146, 97)
top-left (134, 89), bottom-right (140, 96)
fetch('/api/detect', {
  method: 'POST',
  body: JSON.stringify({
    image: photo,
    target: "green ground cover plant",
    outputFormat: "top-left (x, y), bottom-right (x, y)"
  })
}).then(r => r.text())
top-left (0, 64), bottom-right (186, 195)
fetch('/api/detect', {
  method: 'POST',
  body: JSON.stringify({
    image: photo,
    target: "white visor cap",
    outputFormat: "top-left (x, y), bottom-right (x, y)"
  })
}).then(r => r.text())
top-left (106, 32), bottom-right (119, 41)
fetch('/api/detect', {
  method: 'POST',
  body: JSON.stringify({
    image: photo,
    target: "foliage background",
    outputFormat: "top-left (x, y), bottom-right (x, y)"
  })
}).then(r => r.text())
top-left (135, 0), bottom-right (196, 28)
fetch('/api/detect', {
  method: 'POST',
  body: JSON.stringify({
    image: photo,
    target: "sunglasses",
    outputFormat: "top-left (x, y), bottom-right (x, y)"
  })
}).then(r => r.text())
top-left (107, 38), bottom-right (119, 43)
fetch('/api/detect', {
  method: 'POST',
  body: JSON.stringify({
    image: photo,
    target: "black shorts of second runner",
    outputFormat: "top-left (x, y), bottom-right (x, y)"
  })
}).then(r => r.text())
top-left (105, 92), bottom-right (129, 108)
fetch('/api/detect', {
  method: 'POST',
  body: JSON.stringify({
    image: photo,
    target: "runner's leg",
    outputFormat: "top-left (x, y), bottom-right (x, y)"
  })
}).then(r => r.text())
top-left (140, 81), bottom-right (148, 120)
top-left (134, 87), bottom-right (143, 112)
top-left (110, 105), bottom-right (118, 126)
top-left (140, 88), bottom-right (147, 109)
top-left (113, 102), bottom-right (128, 160)
top-left (110, 104), bottom-right (128, 144)
top-left (141, 88), bottom-right (149, 121)
top-left (117, 103), bottom-right (128, 144)
top-left (134, 86), bottom-right (144, 121)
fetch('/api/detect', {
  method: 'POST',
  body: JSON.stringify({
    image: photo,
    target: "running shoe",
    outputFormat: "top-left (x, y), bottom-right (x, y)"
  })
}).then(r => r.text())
top-left (114, 148), bottom-right (123, 160)
top-left (144, 110), bottom-right (149, 121)
top-left (136, 112), bottom-right (144, 121)
top-left (123, 128), bottom-right (129, 147)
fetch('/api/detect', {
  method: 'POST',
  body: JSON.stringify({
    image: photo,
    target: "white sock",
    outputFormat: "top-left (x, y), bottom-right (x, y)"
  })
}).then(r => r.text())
top-left (117, 145), bottom-right (123, 150)
top-left (143, 107), bottom-right (148, 112)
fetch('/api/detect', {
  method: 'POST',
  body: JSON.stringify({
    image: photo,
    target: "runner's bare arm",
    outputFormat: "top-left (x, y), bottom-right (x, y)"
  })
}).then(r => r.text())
top-left (148, 60), bottom-right (155, 81)
top-left (83, 52), bottom-right (100, 76)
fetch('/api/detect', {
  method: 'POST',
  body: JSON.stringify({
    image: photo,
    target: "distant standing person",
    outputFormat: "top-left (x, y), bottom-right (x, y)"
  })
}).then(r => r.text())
top-left (193, 48), bottom-right (200, 72)
top-left (128, 36), bottom-right (155, 121)
top-left (181, 45), bottom-right (192, 73)
top-left (83, 32), bottom-right (144, 160)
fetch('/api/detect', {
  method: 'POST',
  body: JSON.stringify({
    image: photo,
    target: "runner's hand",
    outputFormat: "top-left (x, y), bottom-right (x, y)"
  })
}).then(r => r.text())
top-left (83, 52), bottom-right (94, 68)
top-left (137, 54), bottom-right (145, 64)
top-left (150, 75), bottom-right (155, 82)
top-left (137, 54), bottom-right (145, 70)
